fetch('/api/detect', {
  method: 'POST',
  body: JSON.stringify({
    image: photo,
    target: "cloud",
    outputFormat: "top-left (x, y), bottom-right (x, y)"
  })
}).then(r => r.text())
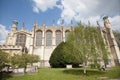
top-left (32, 0), bottom-right (120, 30)
top-left (0, 24), bottom-right (9, 45)
top-left (59, 0), bottom-right (119, 21)
top-left (33, 6), bottom-right (39, 13)
top-left (109, 15), bottom-right (120, 30)
top-left (32, 0), bottom-right (59, 12)
top-left (57, 0), bottom-right (120, 30)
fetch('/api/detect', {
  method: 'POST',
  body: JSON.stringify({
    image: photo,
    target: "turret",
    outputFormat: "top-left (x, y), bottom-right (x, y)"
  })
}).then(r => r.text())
top-left (103, 16), bottom-right (120, 65)
top-left (103, 16), bottom-right (111, 29)
top-left (11, 20), bottom-right (18, 32)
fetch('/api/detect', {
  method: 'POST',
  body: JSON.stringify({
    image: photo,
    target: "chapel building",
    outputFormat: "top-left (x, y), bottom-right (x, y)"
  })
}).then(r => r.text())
top-left (0, 16), bottom-right (120, 67)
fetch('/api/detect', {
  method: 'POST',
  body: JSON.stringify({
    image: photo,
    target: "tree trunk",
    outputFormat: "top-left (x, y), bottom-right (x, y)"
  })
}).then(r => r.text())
top-left (83, 67), bottom-right (86, 74)
top-left (24, 66), bottom-right (27, 74)
top-left (7, 66), bottom-right (10, 72)
top-left (83, 63), bottom-right (87, 74)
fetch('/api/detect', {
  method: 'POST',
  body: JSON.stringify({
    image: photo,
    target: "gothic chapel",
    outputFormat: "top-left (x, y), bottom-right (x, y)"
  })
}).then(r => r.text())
top-left (0, 16), bottom-right (120, 67)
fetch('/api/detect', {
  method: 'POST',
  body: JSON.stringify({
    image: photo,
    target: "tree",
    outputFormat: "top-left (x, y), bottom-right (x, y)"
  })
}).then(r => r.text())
top-left (29, 54), bottom-right (40, 64)
top-left (66, 24), bottom-right (108, 74)
top-left (11, 53), bottom-right (40, 73)
top-left (0, 50), bottom-right (10, 72)
top-left (49, 42), bottom-right (78, 68)
top-left (49, 42), bottom-right (66, 68)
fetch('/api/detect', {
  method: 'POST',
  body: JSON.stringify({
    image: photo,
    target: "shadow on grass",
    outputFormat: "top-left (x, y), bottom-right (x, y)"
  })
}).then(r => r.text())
top-left (63, 68), bottom-right (105, 76)
top-left (0, 72), bottom-right (12, 80)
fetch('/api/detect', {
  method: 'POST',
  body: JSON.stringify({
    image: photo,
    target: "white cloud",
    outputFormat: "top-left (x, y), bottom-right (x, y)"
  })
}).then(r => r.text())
top-left (33, 6), bottom-right (39, 13)
top-left (57, 0), bottom-right (120, 30)
top-left (0, 24), bottom-right (9, 45)
top-left (32, 0), bottom-right (120, 30)
top-left (32, 0), bottom-right (59, 12)
top-left (57, 0), bottom-right (120, 23)
top-left (109, 15), bottom-right (120, 30)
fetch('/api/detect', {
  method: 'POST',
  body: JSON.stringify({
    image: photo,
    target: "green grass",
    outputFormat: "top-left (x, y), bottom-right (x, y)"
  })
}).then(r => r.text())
top-left (106, 67), bottom-right (120, 79)
top-left (1, 67), bottom-right (120, 80)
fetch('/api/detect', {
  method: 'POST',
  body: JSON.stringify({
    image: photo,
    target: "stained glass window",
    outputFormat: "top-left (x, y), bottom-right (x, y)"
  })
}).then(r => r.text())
top-left (16, 33), bottom-right (26, 46)
top-left (56, 30), bottom-right (62, 45)
top-left (65, 30), bottom-right (70, 41)
top-left (36, 30), bottom-right (42, 46)
top-left (46, 30), bottom-right (52, 46)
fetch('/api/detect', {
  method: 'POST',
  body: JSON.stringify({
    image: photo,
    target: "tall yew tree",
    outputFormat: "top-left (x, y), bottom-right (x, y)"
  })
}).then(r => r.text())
top-left (49, 42), bottom-right (78, 68)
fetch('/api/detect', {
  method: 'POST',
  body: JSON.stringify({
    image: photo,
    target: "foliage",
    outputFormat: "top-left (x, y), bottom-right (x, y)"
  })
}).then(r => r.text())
top-left (90, 64), bottom-right (100, 69)
top-left (49, 42), bottom-right (78, 68)
top-left (11, 53), bottom-right (40, 73)
top-left (49, 42), bottom-right (66, 68)
top-left (66, 24), bottom-right (109, 73)
top-left (50, 24), bottom-right (109, 69)
top-left (49, 42), bottom-right (65, 68)
top-left (29, 54), bottom-right (40, 64)
top-left (0, 50), bottom-right (10, 71)
top-left (114, 30), bottom-right (120, 48)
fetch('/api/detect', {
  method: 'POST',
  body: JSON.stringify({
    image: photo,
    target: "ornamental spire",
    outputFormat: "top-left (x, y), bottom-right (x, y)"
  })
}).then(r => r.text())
top-left (21, 22), bottom-right (25, 30)
top-left (52, 20), bottom-right (55, 26)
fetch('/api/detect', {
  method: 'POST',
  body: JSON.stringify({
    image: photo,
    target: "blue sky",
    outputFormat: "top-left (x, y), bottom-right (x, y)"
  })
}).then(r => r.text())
top-left (0, 0), bottom-right (61, 30)
top-left (0, 0), bottom-right (120, 44)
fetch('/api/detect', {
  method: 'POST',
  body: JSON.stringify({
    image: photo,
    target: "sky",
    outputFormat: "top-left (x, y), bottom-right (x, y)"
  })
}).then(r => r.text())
top-left (0, 0), bottom-right (120, 44)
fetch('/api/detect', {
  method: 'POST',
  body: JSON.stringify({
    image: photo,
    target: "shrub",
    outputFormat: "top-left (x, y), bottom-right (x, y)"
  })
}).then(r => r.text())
top-left (49, 42), bottom-right (66, 68)
top-left (49, 42), bottom-right (77, 68)
top-left (11, 53), bottom-right (40, 73)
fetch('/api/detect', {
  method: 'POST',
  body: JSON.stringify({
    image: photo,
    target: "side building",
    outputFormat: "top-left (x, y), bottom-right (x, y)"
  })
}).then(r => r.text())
top-left (0, 17), bottom-right (120, 67)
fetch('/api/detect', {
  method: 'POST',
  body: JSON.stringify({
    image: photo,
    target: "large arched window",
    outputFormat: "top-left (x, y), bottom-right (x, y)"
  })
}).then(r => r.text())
top-left (65, 30), bottom-right (70, 41)
top-left (16, 33), bottom-right (26, 46)
top-left (56, 30), bottom-right (62, 45)
top-left (36, 30), bottom-right (42, 46)
top-left (46, 30), bottom-right (52, 46)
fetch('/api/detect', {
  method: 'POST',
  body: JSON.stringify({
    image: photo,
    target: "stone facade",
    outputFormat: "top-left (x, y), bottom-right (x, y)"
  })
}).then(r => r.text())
top-left (0, 17), bottom-right (120, 67)
top-left (102, 16), bottom-right (120, 66)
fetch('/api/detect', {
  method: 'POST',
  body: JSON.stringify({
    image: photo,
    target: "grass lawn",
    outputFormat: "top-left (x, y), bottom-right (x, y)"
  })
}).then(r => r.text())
top-left (0, 67), bottom-right (120, 80)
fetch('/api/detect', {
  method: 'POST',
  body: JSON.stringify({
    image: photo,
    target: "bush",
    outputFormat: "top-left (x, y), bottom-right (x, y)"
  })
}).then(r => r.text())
top-left (11, 53), bottom-right (40, 73)
top-left (49, 42), bottom-right (66, 68)
top-left (49, 42), bottom-right (77, 68)
top-left (72, 63), bottom-right (79, 68)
